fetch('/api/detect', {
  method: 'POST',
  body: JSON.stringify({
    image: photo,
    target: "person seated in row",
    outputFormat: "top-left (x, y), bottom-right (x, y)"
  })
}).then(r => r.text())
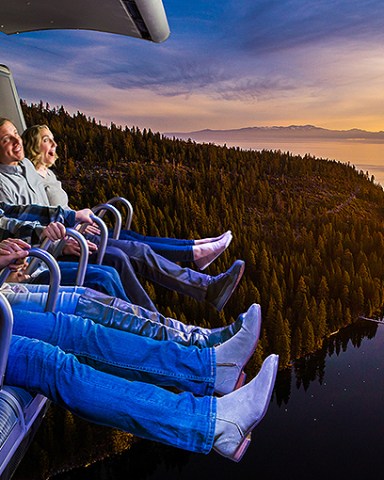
top-left (23, 124), bottom-right (232, 270)
top-left (3, 236), bottom-right (242, 348)
top-left (0, 203), bottom-right (243, 345)
top-left (0, 201), bottom-right (131, 300)
top-left (1, 239), bottom-right (279, 462)
top-left (1, 200), bottom-right (241, 315)
top-left (0, 119), bottom-right (244, 313)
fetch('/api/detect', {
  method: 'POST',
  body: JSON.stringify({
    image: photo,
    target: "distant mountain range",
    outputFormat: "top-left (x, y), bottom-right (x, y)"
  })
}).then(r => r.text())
top-left (164, 125), bottom-right (384, 144)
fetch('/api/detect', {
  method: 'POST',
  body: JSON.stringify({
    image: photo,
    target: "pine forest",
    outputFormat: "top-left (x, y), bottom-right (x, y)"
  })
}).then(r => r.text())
top-left (22, 101), bottom-right (384, 370)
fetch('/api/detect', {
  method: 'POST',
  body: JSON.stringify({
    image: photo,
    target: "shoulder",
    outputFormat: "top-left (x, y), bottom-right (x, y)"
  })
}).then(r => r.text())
top-left (0, 163), bottom-right (16, 177)
top-left (22, 157), bottom-right (39, 174)
top-left (21, 158), bottom-right (34, 168)
top-left (44, 169), bottom-right (61, 187)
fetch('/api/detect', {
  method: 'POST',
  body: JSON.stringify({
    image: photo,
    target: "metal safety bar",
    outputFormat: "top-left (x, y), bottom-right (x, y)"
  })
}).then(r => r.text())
top-left (0, 294), bottom-right (13, 390)
top-left (24, 229), bottom-right (88, 286)
top-left (92, 203), bottom-right (122, 240)
top-left (105, 196), bottom-right (134, 232)
top-left (0, 248), bottom-right (61, 313)
top-left (78, 215), bottom-right (108, 265)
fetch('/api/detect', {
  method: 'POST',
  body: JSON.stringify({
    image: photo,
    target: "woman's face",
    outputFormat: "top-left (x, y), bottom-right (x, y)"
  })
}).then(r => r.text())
top-left (38, 127), bottom-right (57, 167)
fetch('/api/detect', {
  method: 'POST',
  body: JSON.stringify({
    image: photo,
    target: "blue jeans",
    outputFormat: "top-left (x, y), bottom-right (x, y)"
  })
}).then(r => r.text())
top-left (31, 262), bottom-right (130, 302)
top-left (6, 314), bottom-right (216, 452)
top-left (6, 284), bottom-right (227, 347)
top-left (115, 230), bottom-right (194, 263)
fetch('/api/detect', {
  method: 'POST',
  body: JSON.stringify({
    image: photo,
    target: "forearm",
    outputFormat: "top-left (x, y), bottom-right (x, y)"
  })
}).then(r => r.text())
top-left (0, 203), bottom-right (76, 227)
top-left (0, 216), bottom-right (44, 244)
top-left (0, 204), bottom-right (76, 244)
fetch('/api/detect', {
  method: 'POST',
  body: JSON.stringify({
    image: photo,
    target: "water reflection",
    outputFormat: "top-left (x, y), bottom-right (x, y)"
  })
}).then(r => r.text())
top-left (276, 319), bottom-right (378, 404)
top-left (46, 319), bottom-right (384, 480)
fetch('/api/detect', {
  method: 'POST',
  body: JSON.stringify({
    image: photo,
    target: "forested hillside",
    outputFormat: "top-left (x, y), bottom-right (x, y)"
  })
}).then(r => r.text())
top-left (22, 101), bottom-right (384, 369)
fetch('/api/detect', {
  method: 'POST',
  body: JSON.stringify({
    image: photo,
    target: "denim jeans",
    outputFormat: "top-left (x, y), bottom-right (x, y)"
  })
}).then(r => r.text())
top-left (6, 284), bottom-right (224, 347)
top-left (6, 320), bottom-right (216, 452)
top-left (31, 262), bottom-right (130, 302)
top-left (115, 229), bottom-right (194, 263)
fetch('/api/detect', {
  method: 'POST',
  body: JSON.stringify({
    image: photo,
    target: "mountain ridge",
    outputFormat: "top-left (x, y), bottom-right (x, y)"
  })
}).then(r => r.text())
top-left (165, 124), bottom-right (384, 143)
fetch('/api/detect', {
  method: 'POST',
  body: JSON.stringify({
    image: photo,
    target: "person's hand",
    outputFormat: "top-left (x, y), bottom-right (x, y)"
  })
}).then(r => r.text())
top-left (81, 223), bottom-right (101, 236)
top-left (86, 240), bottom-right (98, 255)
top-left (75, 208), bottom-right (94, 225)
top-left (6, 269), bottom-right (31, 283)
top-left (41, 222), bottom-right (66, 241)
top-left (62, 237), bottom-right (81, 256)
top-left (62, 238), bottom-right (98, 257)
top-left (0, 238), bottom-right (30, 270)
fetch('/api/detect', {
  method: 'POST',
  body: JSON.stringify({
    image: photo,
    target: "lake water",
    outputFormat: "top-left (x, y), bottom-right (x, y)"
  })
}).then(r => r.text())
top-left (221, 140), bottom-right (384, 187)
top-left (51, 319), bottom-right (384, 480)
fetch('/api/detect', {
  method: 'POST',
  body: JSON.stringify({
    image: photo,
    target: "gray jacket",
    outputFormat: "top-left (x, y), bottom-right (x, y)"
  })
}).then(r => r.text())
top-left (0, 158), bottom-right (50, 205)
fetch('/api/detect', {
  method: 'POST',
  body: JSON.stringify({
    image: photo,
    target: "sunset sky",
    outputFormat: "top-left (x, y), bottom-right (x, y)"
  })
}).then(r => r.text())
top-left (1, 0), bottom-right (384, 133)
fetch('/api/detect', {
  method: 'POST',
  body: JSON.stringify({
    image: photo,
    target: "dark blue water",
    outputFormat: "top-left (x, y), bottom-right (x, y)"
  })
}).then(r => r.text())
top-left (53, 320), bottom-right (384, 480)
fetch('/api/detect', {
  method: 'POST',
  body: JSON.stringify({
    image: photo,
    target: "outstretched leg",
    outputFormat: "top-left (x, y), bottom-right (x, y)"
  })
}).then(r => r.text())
top-left (13, 303), bottom-right (263, 396)
top-left (6, 335), bottom-right (215, 453)
top-left (6, 285), bottom-right (242, 347)
top-left (7, 335), bottom-right (278, 459)
top-left (107, 239), bottom-right (244, 311)
top-left (12, 310), bottom-right (216, 396)
top-left (32, 262), bottom-right (131, 302)
top-left (93, 245), bottom-right (158, 311)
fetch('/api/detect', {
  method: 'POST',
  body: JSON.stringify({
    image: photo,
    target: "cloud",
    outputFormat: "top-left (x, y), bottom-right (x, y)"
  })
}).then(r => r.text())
top-left (219, 0), bottom-right (384, 54)
top-left (2, 0), bottom-right (384, 132)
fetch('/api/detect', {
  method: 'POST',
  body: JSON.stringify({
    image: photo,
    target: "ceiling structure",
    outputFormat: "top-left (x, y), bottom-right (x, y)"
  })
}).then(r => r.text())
top-left (0, 0), bottom-right (170, 43)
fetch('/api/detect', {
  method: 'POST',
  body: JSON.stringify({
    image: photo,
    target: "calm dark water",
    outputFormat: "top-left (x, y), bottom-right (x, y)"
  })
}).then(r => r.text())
top-left (52, 320), bottom-right (384, 480)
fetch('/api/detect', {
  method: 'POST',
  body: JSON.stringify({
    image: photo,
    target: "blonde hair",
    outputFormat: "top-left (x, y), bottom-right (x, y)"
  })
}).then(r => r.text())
top-left (22, 124), bottom-right (58, 168)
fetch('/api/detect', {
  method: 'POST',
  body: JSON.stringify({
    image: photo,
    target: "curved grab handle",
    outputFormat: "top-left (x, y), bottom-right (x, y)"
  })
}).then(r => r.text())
top-left (88, 215), bottom-right (108, 265)
top-left (106, 196), bottom-right (134, 231)
top-left (77, 215), bottom-right (108, 265)
top-left (0, 248), bottom-right (61, 313)
top-left (0, 293), bottom-right (13, 390)
top-left (92, 203), bottom-right (122, 240)
top-left (62, 228), bottom-right (89, 286)
top-left (24, 236), bottom-right (51, 275)
top-left (25, 229), bottom-right (88, 286)
top-left (65, 228), bottom-right (89, 286)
